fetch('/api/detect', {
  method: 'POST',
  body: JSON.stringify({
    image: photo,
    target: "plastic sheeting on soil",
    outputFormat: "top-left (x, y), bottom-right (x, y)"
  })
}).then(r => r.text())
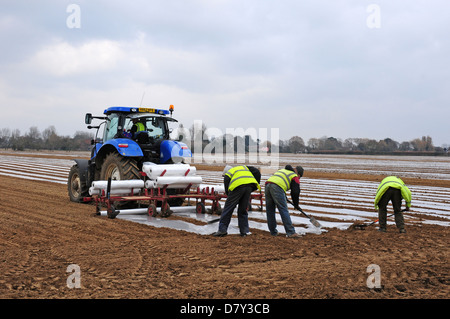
top-left (1, 153), bottom-right (449, 236)
top-left (100, 206), bottom-right (333, 236)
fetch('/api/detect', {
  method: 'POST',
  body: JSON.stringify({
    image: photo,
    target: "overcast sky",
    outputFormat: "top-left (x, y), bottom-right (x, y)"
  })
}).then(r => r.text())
top-left (1, 0), bottom-right (449, 146)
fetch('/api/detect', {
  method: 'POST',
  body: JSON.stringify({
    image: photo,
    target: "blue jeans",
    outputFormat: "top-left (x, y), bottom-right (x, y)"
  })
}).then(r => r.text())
top-left (265, 183), bottom-right (296, 236)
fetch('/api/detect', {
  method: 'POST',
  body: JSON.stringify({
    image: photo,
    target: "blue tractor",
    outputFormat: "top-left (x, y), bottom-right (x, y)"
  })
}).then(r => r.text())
top-left (68, 105), bottom-right (192, 203)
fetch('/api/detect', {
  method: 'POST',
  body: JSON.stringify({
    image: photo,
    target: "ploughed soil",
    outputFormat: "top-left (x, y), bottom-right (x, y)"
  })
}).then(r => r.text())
top-left (0, 168), bottom-right (449, 300)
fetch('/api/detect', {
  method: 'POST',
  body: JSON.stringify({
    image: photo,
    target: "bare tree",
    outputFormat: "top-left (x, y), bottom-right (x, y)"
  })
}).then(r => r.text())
top-left (289, 136), bottom-right (305, 153)
top-left (0, 128), bottom-right (11, 149)
top-left (307, 138), bottom-right (320, 150)
top-left (25, 126), bottom-right (42, 149)
top-left (411, 136), bottom-right (434, 151)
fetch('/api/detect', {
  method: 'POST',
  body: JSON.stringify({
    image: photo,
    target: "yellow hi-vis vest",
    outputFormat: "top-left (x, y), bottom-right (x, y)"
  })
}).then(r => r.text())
top-left (225, 165), bottom-right (261, 192)
top-left (135, 122), bottom-right (145, 132)
top-left (374, 176), bottom-right (412, 209)
top-left (267, 169), bottom-right (297, 192)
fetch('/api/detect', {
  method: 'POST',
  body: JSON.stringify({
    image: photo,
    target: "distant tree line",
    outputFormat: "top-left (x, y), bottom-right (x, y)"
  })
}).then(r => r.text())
top-left (179, 123), bottom-right (449, 156)
top-left (278, 135), bottom-right (449, 155)
top-left (0, 126), bottom-right (93, 151)
top-left (1, 125), bottom-right (448, 156)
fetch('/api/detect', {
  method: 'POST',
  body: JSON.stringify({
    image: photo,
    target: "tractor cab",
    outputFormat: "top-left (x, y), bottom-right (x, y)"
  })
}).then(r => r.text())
top-left (85, 105), bottom-right (191, 167)
top-left (100, 106), bottom-right (175, 142)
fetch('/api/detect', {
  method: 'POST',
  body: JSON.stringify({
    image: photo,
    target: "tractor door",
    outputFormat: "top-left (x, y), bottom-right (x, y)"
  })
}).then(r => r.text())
top-left (145, 116), bottom-right (168, 140)
top-left (103, 113), bottom-right (120, 142)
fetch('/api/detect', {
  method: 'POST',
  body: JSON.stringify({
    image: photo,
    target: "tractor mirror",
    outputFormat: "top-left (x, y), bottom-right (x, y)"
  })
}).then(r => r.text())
top-left (85, 113), bottom-right (92, 124)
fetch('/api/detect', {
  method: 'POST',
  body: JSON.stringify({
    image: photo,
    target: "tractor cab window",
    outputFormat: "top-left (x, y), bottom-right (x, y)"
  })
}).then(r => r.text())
top-left (124, 114), bottom-right (168, 142)
top-left (145, 117), bottom-right (166, 139)
top-left (104, 113), bottom-right (119, 142)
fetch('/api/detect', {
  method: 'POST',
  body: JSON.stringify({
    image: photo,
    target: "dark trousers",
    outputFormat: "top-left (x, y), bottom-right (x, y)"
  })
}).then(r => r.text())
top-left (218, 185), bottom-right (252, 234)
top-left (378, 187), bottom-right (405, 229)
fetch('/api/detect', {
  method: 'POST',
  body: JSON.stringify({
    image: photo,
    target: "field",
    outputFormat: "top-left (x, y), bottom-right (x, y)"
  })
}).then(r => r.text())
top-left (0, 150), bottom-right (449, 301)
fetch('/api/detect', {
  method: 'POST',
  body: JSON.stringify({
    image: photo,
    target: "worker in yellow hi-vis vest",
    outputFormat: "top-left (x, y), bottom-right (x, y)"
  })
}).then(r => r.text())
top-left (212, 165), bottom-right (261, 237)
top-left (131, 118), bottom-right (146, 138)
top-left (374, 176), bottom-right (411, 233)
top-left (265, 165), bottom-right (303, 238)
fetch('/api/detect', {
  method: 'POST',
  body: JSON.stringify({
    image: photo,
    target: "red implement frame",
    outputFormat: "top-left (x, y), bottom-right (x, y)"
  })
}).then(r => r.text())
top-left (84, 172), bottom-right (263, 219)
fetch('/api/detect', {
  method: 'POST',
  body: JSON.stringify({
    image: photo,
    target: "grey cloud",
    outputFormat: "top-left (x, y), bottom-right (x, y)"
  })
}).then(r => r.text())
top-left (0, 0), bottom-right (449, 146)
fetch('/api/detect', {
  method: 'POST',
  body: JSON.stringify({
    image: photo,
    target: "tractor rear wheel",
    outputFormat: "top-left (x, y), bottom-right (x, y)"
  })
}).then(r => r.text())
top-left (99, 153), bottom-right (141, 209)
top-left (68, 164), bottom-right (88, 202)
top-left (100, 152), bottom-right (140, 181)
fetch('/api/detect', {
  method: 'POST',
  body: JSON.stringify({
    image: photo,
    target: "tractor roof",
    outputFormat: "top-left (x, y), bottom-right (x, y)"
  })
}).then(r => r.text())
top-left (126, 112), bottom-right (178, 122)
top-left (104, 106), bottom-right (170, 116)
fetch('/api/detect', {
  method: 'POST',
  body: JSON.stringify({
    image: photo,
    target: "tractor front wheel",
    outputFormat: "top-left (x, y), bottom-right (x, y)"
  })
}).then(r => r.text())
top-left (68, 164), bottom-right (88, 202)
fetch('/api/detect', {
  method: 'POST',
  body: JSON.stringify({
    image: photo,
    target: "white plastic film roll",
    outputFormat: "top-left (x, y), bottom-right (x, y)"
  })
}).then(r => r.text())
top-left (142, 163), bottom-right (196, 179)
top-left (145, 176), bottom-right (202, 189)
top-left (99, 208), bottom-right (149, 216)
top-left (155, 176), bottom-right (202, 185)
top-left (91, 180), bottom-right (145, 190)
top-left (89, 187), bottom-right (141, 196)
top-left (198, 184), bottom-right (225, 193)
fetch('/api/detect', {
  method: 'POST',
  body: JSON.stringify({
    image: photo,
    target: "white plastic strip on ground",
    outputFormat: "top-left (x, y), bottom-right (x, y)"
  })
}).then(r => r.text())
top-left (0, 168), bottom-right (68, 184)
top-left (101, 206), bottom-right (331, 235)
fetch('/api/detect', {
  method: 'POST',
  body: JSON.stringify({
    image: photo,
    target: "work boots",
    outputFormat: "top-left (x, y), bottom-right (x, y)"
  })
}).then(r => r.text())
top-left (212, 231), bottom-right (228, 237)
top-left (378, 227), bottom-right (406, 233)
